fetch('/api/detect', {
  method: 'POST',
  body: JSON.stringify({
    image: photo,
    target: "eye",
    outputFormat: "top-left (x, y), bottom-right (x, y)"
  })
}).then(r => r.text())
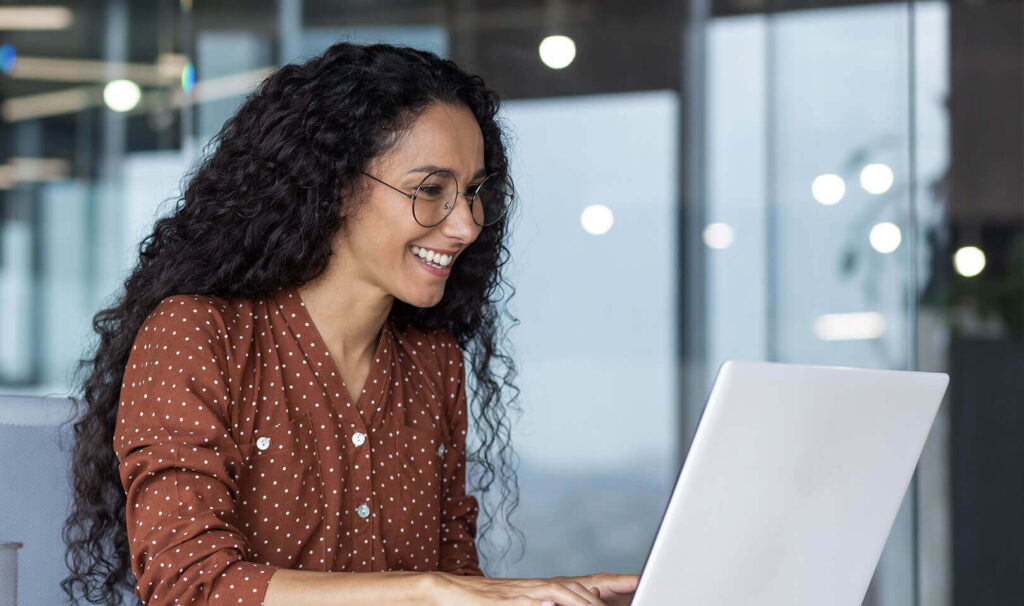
top-left (467, 183), bottom-right (483, 194)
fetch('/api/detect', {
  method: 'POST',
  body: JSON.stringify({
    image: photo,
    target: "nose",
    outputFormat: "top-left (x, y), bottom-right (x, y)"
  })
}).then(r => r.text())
top-left (440, 191), bottom-right (483, 241)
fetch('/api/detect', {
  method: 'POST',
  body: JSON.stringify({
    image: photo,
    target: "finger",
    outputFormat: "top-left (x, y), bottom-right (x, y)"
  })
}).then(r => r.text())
top-left (608, 575), bottom-right (638, 595)
top-left (538, 577), bottom-right (602, 605)
top-left (563, 581), bottom-right (607, 605)
top-left (538, 582), bottom-right (605, 606)
top-left (519, 599), bottom-right (553, 606)
top-left (590, 573), bottom-right (640, 594)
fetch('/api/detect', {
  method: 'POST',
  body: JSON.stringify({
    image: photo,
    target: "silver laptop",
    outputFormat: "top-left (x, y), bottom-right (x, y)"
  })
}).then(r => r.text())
top-left (631, 360), bottom-right (949, 606)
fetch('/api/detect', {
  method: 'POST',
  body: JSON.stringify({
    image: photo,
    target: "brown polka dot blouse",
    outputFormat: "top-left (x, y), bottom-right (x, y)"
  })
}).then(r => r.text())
top-left (113, 285), bottom-right (483, 605)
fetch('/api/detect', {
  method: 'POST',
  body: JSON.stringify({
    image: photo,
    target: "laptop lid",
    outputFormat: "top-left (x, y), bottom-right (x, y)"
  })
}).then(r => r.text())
top-left (631, 360), bottom-right (949, 606)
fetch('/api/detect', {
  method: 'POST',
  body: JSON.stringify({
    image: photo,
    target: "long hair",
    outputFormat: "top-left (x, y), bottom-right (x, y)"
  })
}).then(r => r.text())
top-left (60, 41), bottom-right (524, 604)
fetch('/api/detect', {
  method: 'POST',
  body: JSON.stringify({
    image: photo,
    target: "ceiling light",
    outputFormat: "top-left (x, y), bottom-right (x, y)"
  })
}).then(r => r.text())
top-left (813, 312), bottom-right (886, 341)
top-left (539, 35), bottom-right (576, 69)
top-left (580, 204), bottom-right (613, 235)
top-left (703, 222), bottom-right (736, 249)
top-left (860, 163), bottom-right (894, 195)
top-left (868, 222), bottom-right (902, 254)
top-left (811, 174), bottom-right (845, 206)
top-left (0, 7), bottom-right (73, 30)
top-left (103, 79), bottom-right (141, 112)
top-left (953, 246), bottom-right (985, 277)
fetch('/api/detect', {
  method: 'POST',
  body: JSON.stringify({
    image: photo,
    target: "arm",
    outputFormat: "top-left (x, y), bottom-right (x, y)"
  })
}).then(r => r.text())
top-left (263, 569), bottom-right (437, 606)
top-left (114, 300), bottom-right (280, 604)
top-left (438, 335), bottom-right (486, 576)
top-left (116, 298), bottom-right (450, 605)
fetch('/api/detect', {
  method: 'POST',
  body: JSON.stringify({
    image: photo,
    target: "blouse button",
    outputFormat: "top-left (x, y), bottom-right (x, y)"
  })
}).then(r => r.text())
top-left (256, 436), bottom-right (271, 450)
top-left (352, 432), bottom-right (366, 447)
top-left (437, 443), bottom-right (446, 457)
top-left (356, 504), bottom-right (370, 518)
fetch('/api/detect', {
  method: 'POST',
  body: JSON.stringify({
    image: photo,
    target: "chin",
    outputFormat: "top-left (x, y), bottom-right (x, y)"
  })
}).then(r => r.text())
top-left (398, 289), bottom-right (445, 309)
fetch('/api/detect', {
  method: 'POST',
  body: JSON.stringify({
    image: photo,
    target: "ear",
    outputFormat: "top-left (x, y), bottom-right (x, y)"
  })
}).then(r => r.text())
top-left (337, 175), bottom-right (370, 224)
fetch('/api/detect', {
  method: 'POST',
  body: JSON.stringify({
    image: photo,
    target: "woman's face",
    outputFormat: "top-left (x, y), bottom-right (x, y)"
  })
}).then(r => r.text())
top-left (339, 102), bottom-right (486, 308)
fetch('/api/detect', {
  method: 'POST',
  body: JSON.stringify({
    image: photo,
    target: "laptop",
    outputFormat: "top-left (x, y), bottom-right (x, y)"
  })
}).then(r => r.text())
top-left (630, 360), bottom-right (949, 605)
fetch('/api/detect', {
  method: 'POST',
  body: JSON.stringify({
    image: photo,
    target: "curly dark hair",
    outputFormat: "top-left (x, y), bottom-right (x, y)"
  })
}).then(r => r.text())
top-left (60, 41), bottom-right (525, 605)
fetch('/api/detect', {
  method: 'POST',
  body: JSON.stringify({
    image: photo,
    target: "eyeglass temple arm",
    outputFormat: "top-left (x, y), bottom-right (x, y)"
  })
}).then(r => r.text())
top-left (362, 171), bottom-right (481, 198)
top-left (361, 171), bottom-right (415, 200)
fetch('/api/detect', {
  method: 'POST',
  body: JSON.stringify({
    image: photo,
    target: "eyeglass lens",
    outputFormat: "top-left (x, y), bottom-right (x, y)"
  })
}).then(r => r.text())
top-left (413, 170), bottom-right (512, 227)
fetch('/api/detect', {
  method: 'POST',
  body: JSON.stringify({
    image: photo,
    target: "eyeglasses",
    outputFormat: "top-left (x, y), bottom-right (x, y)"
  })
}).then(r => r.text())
top-left (360, 168), bottom-right (513, 228)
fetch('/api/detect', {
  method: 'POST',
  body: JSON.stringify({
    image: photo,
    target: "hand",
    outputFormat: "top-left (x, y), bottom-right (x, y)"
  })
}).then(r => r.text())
top-left (428, 571), bottom-right (639, 606)
top-left (574, 572), bottom-right (639, 606)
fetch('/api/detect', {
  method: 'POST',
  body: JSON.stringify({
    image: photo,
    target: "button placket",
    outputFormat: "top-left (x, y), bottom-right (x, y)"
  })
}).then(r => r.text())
top-left (350, 430), bottom-right (373, 522)
top-left (359, 444), bottom-right (375, 524)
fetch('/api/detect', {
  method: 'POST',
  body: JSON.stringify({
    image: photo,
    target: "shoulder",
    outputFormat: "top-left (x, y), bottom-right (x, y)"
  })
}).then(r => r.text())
top-left (132, 292), bottom-right (261, 362)
top-left (145, 293), bottom-right (226, 324)
top-left (141, 293), bottom-right (258, 336)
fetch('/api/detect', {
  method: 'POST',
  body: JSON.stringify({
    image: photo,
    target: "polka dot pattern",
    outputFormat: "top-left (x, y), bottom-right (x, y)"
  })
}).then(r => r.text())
top-left (113, 285), bottom-right (483, 605)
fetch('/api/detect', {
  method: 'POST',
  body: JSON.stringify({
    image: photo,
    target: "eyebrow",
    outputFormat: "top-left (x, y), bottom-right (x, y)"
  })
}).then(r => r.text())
top-left (406, 164), bottom-right (488, 180)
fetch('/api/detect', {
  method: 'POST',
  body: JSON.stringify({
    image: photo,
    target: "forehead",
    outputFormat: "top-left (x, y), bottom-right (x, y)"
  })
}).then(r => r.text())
top-left (384, 103), bottom-right (486, 179)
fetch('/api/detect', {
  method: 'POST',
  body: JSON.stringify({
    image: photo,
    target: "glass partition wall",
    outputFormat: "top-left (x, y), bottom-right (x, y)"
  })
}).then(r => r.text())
top-left (693, 1), bottom-right (1022, 604)
top-left (2, 1), bottom-right (1022, 605)
top-left (695, 2), bottom-right (946, 604)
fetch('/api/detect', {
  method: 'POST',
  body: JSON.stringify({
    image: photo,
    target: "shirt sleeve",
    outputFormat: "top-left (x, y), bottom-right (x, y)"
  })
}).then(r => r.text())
top-left (438, 333), bottom-right (485, 576)
top-left (113, 297), bottom-right (281, 605)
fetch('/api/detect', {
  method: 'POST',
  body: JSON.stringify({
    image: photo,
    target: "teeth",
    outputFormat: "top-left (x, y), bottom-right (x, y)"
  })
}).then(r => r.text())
top-left (410, 246), bottom-right (452, 268)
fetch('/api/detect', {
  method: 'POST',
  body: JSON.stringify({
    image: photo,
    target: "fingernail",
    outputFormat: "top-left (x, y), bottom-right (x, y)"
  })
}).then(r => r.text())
top-left (542, 601), bottom-right (555, 606)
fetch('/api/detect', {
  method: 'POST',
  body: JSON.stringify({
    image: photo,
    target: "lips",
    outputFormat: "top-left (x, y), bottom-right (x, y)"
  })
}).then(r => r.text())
top-left (409, 245), bottom-right (455, 267)
top-left (410, 247), bottom-right (452, 277)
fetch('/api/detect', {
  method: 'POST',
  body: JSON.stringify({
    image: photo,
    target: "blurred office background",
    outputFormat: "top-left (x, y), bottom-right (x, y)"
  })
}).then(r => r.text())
top-left (0, 0), bottom-right (1021, 604)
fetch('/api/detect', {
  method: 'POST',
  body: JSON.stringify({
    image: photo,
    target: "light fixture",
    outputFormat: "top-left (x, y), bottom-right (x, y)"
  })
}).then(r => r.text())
top-left (103, 79), bottom-right (141, 112)
top-left (0, 157), bottom-right (70, 190)
top-left (813, 312), bottom-right (886, 341)
top-left (580, 204), bottom-right (613, 235)
top-left (4, 66), bottom-right (273, 122)
top-left (7, 55), bottom-right (181, 85)
top-left (868, 222), bottom-right (902, 254)
top-left (954, 245), bottom-right (986, 277)
top-left (539, 35), bottom-right (576, 69)
top-left (703, 222), bottom-right (736, 250)
top-left (860, 163), bottom-right (894, 195)
top-left (811, 174), bottom-right (845, 206)
top-left (0, 6), bottom-right (73, 30)
top-left (2, 87), bottom-right (92, 122)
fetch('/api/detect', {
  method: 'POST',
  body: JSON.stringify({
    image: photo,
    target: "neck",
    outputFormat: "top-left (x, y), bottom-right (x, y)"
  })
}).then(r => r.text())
top-left (296, 269), bottom-right (394, 369)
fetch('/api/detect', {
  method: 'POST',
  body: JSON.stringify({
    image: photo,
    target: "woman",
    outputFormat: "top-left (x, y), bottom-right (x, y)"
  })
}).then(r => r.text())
top-left (61, 42), bottom-right (639, 605)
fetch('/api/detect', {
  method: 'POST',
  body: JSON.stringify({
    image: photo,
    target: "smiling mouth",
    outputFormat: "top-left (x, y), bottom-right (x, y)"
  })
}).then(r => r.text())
top-left (409, 247), bottom-right (453, 277)
top-left (409, 246), bottom-right (454, 269)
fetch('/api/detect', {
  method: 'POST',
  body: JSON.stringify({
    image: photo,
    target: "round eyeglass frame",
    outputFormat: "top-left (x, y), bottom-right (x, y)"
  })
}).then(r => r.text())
top-left (360, 169), bottom-right (512, 228)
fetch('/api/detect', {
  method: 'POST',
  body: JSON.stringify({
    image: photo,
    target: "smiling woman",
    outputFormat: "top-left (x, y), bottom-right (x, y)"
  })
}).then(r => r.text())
top-left (59, 41), bottom-right (637, 606)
